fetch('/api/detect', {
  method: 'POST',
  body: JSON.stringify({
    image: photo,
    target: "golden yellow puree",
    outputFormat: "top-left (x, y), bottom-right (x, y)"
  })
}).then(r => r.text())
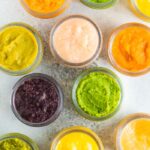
top-left (121, 118), bottom-right (150, 150)
top-left (0, 26), bottom-right (38, 71)
top-left (136, 0), bottom-right (150, 17)
top-left (56, 132), bottom-right (99, 150)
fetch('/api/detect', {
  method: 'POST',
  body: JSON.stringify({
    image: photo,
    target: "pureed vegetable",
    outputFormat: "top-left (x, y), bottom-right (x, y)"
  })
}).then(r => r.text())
top-left (0, 25), bottom-right (38, 72)
top-left (74, 68), bottom-right (121, 119)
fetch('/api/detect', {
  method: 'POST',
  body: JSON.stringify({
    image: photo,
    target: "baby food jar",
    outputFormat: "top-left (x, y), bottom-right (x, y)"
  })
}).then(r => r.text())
top-left (11, 73), bottom-right (63, 127)
top-left (81, 0), bottom-right (118, 9)
top-left (72, 67), bottom-right (122, 121)
top-left (0, 23), bottom-right (43, 76)
top-left (49, 15), bottom-right (103, 68)
top-left (115, 113), bottom-right (150, 150)
top-left (108, 23), bottom-right (150, 76)
top-left (0, 133), bottom-right (39, 150)
top-left (129, 0), bottom-right (150, 22)
top-left (50, 126), bottom-right (104, 150)
top-left (19, 0), bottom-right (70, 19)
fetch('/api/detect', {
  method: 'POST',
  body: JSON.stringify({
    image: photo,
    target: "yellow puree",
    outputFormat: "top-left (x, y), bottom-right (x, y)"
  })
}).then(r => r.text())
top-left (121, 119), bottom-right (150, 150)
top-left (136, 0), bottom-right (150, 17)
top-left (56, 132), bottom-right (99, 150)
top-left (0, 26), bottom-right (38, 71)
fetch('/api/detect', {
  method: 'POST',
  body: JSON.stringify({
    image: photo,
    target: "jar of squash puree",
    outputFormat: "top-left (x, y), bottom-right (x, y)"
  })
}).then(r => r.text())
top-left (115, 113), bottom-right (150, 150)
top-left (19, 0), bottom-right (70, 18)
top-left (50, 15), bottom-right (103, 68)
top-left (50, 126), bottom-right (104, 150)
top-left (0, 23), bottom-right (43, 76)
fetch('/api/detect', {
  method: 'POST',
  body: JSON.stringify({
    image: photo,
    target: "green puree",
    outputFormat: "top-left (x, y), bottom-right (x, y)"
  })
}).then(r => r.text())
top-left (89, 0), bottom-right (110, 3)
top-left (0, 138), bottom-right (32, 150)
top-left (76, 72), bottom-right (121, 117)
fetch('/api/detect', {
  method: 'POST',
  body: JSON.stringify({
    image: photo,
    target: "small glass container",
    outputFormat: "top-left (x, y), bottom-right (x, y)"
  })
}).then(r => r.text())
top-left (115, 113), bottom-right (150, 150)
top-left (11, 73), bottom-right (64, 127)
top-left (0, 133), bottom-right (39, 150)
top-left (19, 0), bottom-right (70, 19)
top-left (50, 126), bottom-right (104, 150)
top-left (72, 67), bottom-right (122, 121)
top-left (0, 23), bottom-right (43, 76)
top-left (49, 15), bottom-right (103, 68)
top-left (108, 23), bottom-right (150, 76)
top-left (129, 0), bottom-right (150, 22)
top-left (80, 0), bottom-right (118, 9)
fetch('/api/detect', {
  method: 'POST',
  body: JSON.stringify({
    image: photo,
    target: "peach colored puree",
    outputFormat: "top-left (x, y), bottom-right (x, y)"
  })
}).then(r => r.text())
top-left (121, 119), bottom-right (150, 150)
top-left (24, 0), bottom-right (65, 13)
top-left (112, 26), bottom-right (150, 72)
top-left (53, 17), bottom-right (99, 64)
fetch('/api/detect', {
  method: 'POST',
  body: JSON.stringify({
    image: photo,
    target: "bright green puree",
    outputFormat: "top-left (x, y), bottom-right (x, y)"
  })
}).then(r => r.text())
top-left (76, 72), bottom-right (121, 117)
top-left (0, 138), bottom-right (32, 150)
top-left (89, 0), bottom-right (110, 3)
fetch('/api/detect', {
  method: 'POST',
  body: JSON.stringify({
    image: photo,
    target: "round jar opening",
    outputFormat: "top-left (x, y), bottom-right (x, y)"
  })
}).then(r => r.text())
top-left (50, 15), bottom-right (102, 67)
top-left (11, 73), bottom-right (63, 127)
top-left (72, 67), bottom-right (122, 120)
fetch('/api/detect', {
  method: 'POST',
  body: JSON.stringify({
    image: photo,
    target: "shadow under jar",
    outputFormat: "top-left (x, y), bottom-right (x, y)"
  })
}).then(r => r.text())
top-left (0, 133), bottom-right (39, 150)
top-left (72, 67), bottom-right (122, 121)
top-left (115, 113), bottom-right (150, 150)
top-left (50, 126), bottom-right (104, 150)
top-left (80, 0), bottom-right (118, 9)
top-left (0, 23), bottom-right (43, 76)
top-left (108, 23), bottom-right (150, 76)
top-left (19, 0), bottom-right (70, 19)
top-left (11, 73), bottom-right (63, 127)
top-left (50, 15), bottom-right (103, 68)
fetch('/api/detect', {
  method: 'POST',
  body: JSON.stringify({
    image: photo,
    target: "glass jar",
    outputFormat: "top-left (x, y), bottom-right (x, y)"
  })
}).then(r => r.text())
top-left (0, 23), bottom-right (43, 76)
top-left (80, 0), bottom-right (118, 9)
top-left (50, 126), bottom-right (104, 150)
top-left (72, 67), bottom-right (122, 121)
top-left (49, 15), bottom-right (103, 68)
top-left (0, 133), bottom-right (39, 150)
top-left (115, 113), bottom-right (150, 150)
top-left (11, 73), bottom-right (64, 127)
top-left (108, 23), bottom-right (150, 76)
top-left (19, 0), bottom-right (70, 19)
top-left (129, 0), bottom-right (150, 22)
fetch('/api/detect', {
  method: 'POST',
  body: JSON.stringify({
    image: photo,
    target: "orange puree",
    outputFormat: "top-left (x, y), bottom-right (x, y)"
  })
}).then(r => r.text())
top-left (121, 118), bottom-right (150, 150)
top-left (24, 0), bottom-right (65, 13)
top-left (112, 26), bottom-right (150, 72)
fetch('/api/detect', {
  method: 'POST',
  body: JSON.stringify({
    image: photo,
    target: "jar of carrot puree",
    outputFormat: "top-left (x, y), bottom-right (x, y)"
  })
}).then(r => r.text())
top-left (108, 23), bottom-right (150, 76)
top-left (19, 0), bottom-right (70, 18)
top-left (0, 23), bottom-right (43, 76)
top-left (50, 126), bottom-right (104, 150)
top-left (115, 113), bottom-right (150, 150)
top-left (129, 0), bottom-right (150, 21)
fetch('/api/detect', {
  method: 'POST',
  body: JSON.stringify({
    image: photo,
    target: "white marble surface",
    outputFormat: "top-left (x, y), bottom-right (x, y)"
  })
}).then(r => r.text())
top-left (0, 0), bottom-right (150, 150)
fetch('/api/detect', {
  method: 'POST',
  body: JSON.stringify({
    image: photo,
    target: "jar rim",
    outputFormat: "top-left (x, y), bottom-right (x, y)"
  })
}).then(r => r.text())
top-left (50, 126), bottom-right (104, 150)
top-left (72, 67), bottom-right (123, 121)
top-left (115, 113), bottom-right (150, 150)
top-left (0, 22), bottom-right (43, 76)
top-left (49, 14), bottom-right (103, 68)
top-left (11, 73), bottom-right (64, 127)
top-left (107, 22), bottom-right (150, 76)
top-left (0, 133), bottom-right (39, 150)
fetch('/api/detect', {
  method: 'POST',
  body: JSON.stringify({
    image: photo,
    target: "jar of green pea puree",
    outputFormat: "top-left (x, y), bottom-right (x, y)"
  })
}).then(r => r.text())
top-left (0, 133), bottom-right (39, 150)
top-left (80, 0), bottom-right (118, 9)
top-left (72, 67), bottom-right (122, 121)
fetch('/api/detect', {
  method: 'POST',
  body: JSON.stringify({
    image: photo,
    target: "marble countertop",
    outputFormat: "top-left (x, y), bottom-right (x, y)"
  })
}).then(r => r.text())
top-left (0, 0), bottom-right (150, 150)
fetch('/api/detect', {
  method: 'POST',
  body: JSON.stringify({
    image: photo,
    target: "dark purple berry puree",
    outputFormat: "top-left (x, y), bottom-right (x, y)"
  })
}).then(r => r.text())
top-left (15, 78), bottom-right (59, 123)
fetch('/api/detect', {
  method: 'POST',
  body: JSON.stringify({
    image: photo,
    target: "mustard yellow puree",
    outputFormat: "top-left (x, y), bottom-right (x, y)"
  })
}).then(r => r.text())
top-left (24, 0), bottom-right (65, 13)
top-left (56, 132), bottom-right (99, 150)
top-left (136, 0), bottom-right (150, 17)
top-left (0, 26), bottom-right (38, 71)
top-left (121, 119), bottom-right (150, 150)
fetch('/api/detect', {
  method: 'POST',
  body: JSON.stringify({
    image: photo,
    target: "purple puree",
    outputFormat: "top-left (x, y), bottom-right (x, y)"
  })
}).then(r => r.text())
top-left (15, 78), bottom-right (59, 123)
